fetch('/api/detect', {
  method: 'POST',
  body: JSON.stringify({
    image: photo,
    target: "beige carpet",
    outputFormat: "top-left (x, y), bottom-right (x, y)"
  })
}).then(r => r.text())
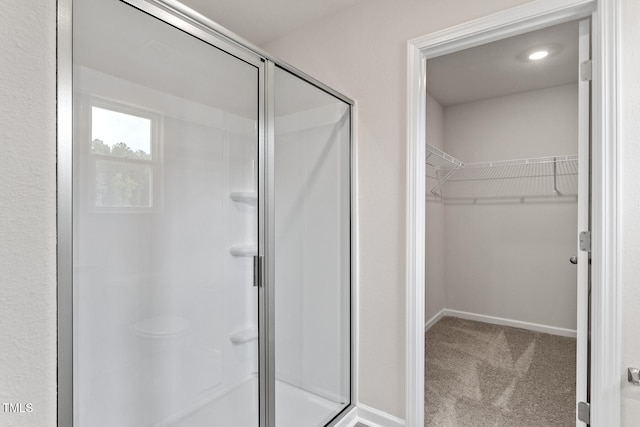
top-left (425, 317), bottom-right (576, 427)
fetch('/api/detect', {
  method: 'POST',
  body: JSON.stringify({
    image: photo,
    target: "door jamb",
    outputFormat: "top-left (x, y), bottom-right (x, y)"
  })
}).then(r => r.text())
top-left (405, 0), bottom-right (620, 426)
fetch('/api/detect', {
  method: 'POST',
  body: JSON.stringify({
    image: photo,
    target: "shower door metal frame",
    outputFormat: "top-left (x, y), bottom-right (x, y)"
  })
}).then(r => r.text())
top-left (58, 0), bottom-right (267, 425)
top-left (57, 1), bottom-right (356, 427)
top-left (265, 60), bottom-right (357, 427)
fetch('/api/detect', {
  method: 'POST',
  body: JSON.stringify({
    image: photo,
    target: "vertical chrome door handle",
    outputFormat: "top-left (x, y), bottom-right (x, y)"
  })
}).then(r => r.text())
top-left (253, 255), bottom-right (264, 287)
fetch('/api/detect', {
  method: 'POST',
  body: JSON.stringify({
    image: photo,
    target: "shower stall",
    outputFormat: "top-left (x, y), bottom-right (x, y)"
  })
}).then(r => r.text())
top-left (57, 0), bottom-right (353, 426)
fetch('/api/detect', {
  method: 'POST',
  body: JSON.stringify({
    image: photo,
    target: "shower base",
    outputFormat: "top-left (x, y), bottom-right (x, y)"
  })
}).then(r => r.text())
top-left (170, 374), bottom-right (347, 427)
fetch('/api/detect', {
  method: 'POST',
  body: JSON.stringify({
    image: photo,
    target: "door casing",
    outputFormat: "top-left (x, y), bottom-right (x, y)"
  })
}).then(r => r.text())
top-left (406, 0), bottom-right (621, 426)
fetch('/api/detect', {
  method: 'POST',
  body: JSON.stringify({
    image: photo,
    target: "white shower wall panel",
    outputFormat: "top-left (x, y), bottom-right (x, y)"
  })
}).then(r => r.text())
top-left (74, 67), bottom-right (259, 426)
top-left (274, 103), bottom-right (350, 402)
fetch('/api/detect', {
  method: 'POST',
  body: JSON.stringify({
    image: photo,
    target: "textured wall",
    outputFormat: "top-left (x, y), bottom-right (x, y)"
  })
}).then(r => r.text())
top-left (0, 1), bottom-right (57, 426)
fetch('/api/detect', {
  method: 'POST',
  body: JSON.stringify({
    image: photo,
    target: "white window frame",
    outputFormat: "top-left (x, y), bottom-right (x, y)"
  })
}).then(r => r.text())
top-left (86, 97), bottom-right (162, 213)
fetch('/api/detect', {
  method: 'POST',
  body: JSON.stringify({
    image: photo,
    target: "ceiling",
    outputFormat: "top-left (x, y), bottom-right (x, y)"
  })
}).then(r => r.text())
top-left (78, 1), bottom-right (581, 113)
top-left (426, 20), bottom-right (581, 106)
top-left (179, 2), bottom-right (580, 106)
top-left (75, 0), bottom-right (259, 117)
top-left (74, 0), bottom-right (359, 119)
top-left (179, 0), bottom-right (364, 45)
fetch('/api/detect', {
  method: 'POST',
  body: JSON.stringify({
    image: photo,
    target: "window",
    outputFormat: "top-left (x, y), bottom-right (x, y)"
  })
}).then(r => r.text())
top-left (89, 102), bottom-right (160, 211)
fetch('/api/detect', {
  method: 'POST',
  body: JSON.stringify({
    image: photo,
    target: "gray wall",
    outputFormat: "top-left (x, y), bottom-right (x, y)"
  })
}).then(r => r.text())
top-left (425, 93), bottom-right (446, 324)
top-left (263, 0), bottom-right (544, 417)
top-left (620, 0), bottom-right (640, 420)
top-left (443, 84), bottom-right (578, 331)
top-left (263, 0), bottom-right (640, 422)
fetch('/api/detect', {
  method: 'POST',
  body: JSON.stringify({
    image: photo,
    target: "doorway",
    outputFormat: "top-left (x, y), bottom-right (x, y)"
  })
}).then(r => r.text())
top-left (405, 0), bottom-right (621, 426)
top-left (423, 19), bottom-right (588, 425)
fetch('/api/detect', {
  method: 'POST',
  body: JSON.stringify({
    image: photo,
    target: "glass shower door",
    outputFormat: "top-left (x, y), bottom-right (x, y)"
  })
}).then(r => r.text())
top-left (273, 66), bottom-right (352, 427)
top-left (72, 0), bottom-right (261, 426)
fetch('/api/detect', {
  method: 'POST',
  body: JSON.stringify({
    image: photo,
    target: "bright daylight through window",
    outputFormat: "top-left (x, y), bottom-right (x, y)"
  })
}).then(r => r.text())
top-left (90, 105), bottom-right (156, 209)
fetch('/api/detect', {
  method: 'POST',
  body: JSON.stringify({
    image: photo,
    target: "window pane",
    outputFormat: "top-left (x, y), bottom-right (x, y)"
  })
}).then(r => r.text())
top-left (95, 160), bottom-right (152, 208)
top-left (92, 106), bottom-right (152, 159)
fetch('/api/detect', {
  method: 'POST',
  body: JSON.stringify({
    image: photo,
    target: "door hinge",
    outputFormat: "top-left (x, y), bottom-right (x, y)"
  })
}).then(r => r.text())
top-left (578, 401), bottom-right (590, 424)
top-left (253, 255), bottom-right (264, 287)
top-left (579, 231), bottom-right (591, 252)
top-left (581, 60), bottom-right (592, 82)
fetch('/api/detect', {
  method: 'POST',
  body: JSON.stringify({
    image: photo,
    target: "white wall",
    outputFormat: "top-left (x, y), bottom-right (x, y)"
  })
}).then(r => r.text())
top-left (444, 84), bottom-right (579, 161)
top-left (0, 1), bottom-right (56, 426)
top-left (263, 0), bottom-right (640, 420)
top-left (442, 84), bottom-right (578, 331)
top-left (425, 93), bottom-right (446, 324)
top-left (4, 0), bottom-right (640, 425)
top-left (620, 0), bottom-right (640, 423)
top-left (263, 0), bottom-right (541, 417)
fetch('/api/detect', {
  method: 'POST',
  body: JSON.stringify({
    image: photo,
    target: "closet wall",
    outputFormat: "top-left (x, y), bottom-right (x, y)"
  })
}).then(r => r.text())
top-left (427, 83), bottom-right (579, 333)
top-left (425, 93), bottom-right (446, 324)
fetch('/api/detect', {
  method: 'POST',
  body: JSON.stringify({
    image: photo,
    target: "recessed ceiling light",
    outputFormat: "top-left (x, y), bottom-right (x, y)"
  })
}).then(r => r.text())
top-left (528, 50), bottom-right (549, 60)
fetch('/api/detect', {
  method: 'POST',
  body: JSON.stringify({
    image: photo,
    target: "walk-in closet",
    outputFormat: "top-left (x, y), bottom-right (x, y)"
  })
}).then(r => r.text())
top-left (424, 19), bottom-right (588, 426)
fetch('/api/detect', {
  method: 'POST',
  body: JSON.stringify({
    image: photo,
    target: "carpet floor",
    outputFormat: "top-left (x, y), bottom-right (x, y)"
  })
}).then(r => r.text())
top-left (425, 317), bottom-right (576, 427)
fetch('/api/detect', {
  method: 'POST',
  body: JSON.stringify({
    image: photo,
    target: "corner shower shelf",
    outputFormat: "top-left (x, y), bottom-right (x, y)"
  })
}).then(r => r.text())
top-left (229, 244), bottom-right (257, 257)
top-left (229, 191), bottom-right (257, 206)
top-left (229, 326), bottom-right (258, 344)
top-left (426, 144), bottom-right (579, 200)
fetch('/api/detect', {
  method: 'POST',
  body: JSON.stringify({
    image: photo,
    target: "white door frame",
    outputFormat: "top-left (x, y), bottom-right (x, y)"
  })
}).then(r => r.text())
top-left (405, 0), bottom-right (621, 426)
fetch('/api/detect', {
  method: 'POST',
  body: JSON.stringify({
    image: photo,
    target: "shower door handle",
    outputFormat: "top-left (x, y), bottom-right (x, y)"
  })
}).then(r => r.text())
top-left (253, 255), bottom-right (264, 287)
top-left (570, 256), bottom-right (578, 265)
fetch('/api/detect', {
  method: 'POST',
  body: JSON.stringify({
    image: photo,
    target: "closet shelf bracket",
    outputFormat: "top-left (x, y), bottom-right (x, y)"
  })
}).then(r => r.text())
top-left (426, 144), bottom-right (463, 199)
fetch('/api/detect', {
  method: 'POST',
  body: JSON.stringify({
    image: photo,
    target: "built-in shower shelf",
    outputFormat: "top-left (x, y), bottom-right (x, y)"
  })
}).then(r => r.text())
top-left (229, 191), bottom-right (257, 206)
top-left (229, 244), bottom-right (257, 257)
top-left (230, 326), bottom-right (258, 344)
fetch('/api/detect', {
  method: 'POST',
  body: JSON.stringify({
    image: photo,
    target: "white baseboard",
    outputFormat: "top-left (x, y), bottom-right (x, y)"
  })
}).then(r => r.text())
top-left (431, 309), bottom-right (576, 338)
top-left (357, 403), bottom-right (406, 427)
top-left (424, 308), bottom-right (445, 331)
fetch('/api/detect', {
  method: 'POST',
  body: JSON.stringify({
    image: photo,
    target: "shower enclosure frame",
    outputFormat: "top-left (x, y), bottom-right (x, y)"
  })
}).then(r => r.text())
top-left (56, 0), bottom-right (357, 426)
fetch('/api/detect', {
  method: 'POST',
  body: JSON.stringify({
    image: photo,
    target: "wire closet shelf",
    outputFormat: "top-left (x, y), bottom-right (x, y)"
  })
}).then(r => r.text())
top-left (426, 144), bottom-right (579, 203)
